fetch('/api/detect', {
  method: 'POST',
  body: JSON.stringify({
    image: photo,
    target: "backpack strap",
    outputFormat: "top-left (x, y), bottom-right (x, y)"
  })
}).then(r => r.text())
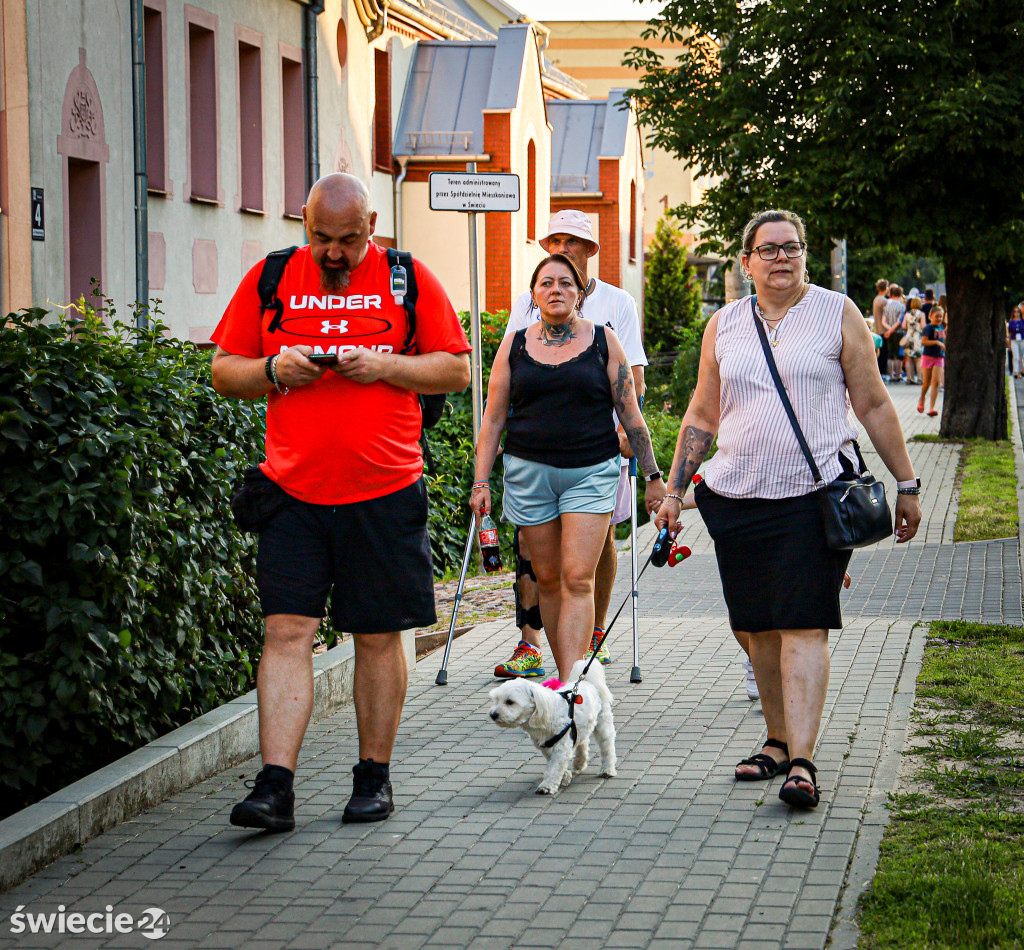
top-left (259, 246), bottom-right (299, 333)
top-left (387, 247), bottom-right (419, 354)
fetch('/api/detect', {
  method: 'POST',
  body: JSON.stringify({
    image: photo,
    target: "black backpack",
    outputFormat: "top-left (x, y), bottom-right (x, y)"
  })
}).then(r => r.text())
top-left (257, 246), bottom-right (449, 468)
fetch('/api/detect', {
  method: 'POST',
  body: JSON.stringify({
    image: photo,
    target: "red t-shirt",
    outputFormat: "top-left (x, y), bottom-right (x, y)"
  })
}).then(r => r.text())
top-left (212, 243), bottom-right (470, 505)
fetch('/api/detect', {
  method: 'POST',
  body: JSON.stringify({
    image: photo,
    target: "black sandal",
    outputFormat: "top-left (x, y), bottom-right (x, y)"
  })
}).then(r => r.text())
top-left (779, 758), bottom-right (820, 808)
top-left (734, 738), bottom-right (790, 781)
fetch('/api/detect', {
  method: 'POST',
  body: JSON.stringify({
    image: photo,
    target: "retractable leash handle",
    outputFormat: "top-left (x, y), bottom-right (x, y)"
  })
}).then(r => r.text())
top-left (650, 525), bottom-right (673, 567)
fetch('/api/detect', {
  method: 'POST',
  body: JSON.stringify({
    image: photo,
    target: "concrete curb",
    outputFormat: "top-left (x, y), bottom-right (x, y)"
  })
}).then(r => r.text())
top-left (0, 630), bottom-right (416, 893)
top-left (1007, 377), bottom-right (1024, 554)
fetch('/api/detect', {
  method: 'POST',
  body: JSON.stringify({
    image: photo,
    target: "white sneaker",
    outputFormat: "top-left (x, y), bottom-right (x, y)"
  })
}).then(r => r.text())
top-left (743, 658), bottom-right (759, 700)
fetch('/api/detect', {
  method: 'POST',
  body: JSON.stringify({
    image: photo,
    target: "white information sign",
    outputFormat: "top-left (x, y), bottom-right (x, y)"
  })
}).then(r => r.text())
top-left (429, 172), bottom-right (520, 212)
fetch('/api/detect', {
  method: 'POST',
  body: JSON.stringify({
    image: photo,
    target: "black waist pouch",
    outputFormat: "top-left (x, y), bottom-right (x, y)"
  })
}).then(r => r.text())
top-left (230, 467), bottom-right (293, 533)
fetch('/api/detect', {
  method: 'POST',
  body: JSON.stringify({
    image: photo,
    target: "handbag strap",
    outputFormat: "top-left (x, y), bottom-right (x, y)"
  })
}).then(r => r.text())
top-left (750, 296), bottom-right (826, 489)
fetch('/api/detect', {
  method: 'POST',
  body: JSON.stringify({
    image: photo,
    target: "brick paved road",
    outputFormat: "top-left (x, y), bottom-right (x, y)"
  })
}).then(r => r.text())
top-left (0, 379), bottom-right (1019, 950)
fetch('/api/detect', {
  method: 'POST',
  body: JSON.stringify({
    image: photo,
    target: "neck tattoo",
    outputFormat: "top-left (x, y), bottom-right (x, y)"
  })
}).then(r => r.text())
top-left (540, 317), bottom-right (577, 346)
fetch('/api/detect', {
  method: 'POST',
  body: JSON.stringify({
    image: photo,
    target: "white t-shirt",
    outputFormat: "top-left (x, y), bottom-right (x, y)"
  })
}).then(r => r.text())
top-left (504, 277), bottom-right (648, 465)
top-left (504, 277), bottom-right (648, 368)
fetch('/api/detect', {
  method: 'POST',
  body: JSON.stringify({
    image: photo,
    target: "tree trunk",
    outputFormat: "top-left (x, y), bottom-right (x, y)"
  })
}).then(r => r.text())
top-left (940, 262), bottom-right (1008, 440)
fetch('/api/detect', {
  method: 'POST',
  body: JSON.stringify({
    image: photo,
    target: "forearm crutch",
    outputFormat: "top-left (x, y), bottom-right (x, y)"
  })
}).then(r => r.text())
top-left (435, 512), bottom-right (477, 686)
top-left (628, 453), bottom-right (642, 683)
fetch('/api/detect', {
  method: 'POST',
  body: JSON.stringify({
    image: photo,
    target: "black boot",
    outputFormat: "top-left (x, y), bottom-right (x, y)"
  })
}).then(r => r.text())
top-left (342, 759), bottom-right (394, 823)
top-left (230, 766), bottom-right (295, 832)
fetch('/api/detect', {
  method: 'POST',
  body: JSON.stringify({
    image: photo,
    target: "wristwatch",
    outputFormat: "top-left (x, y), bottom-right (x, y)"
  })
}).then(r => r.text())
top-left (896, 477), bottom-right (921, 495)
top-left (645, 470), bottom-right (663, 483)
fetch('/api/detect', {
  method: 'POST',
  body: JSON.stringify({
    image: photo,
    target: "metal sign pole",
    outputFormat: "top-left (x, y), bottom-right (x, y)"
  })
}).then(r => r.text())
top-left (466, 161), bottom-right (483, 439)
top-left (429, 165), bottom-right (520, 684)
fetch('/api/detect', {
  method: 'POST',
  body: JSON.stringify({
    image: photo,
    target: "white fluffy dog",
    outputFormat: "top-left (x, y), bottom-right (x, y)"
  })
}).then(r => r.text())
top-left (488, 660), bottom-right (617, 795)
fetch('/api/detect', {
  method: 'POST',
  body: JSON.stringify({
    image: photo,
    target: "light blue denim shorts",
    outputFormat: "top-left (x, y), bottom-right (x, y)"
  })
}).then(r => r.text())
top-left (502, 454), bottom-right (620, 526)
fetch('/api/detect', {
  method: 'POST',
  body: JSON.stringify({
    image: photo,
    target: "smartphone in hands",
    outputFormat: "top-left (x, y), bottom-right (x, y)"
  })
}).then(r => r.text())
top-left (307, 353), bottom-right (339, 365)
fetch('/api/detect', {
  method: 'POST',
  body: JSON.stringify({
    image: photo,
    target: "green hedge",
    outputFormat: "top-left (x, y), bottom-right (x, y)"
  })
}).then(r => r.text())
top-left (0, 308), bottom-right (265, 816)
top-left (423, 309), bottom-right (515, 575)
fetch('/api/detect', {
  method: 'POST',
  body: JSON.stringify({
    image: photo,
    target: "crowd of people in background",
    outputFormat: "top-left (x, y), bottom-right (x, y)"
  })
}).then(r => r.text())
top-left (866, 280), bottom-right (946, 417)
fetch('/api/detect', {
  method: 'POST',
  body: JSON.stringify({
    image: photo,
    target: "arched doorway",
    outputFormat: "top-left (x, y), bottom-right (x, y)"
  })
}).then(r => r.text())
top-left (57, 50), bottom-right (109, 312)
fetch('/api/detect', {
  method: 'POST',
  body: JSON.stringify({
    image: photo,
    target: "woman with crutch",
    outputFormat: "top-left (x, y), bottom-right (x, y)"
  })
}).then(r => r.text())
top-left (471, 254), bottom-right (666, 684)
top-left (654, 209), bottom-right (921, 808)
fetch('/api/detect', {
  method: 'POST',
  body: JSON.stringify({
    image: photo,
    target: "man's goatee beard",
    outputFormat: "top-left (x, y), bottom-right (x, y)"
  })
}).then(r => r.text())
top-left (320, 265), bottom-right (350, 291)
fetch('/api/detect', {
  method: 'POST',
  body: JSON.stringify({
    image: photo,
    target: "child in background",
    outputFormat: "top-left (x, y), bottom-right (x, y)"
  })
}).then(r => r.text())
top-left (919, 306), bottom-right (946, 417)
top-left (868, 315), bottom-right (883, 368)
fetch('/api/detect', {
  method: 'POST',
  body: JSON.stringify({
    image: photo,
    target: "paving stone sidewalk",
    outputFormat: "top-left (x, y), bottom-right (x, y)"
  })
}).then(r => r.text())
top-left (0, 380), bottom-right (1019, 950)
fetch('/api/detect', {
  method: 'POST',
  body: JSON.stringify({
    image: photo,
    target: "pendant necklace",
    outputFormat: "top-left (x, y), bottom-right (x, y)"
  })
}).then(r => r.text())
top-left (756, 304), bottom-right (785, 347)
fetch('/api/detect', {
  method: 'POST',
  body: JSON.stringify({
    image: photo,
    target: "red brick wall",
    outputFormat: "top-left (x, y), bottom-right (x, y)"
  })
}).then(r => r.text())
top-left (482, 113), bottom-right (512, 313)
top-left (372, 49), bottom-right (392, 173)
top-left (597, 158), bottom-right (620, 286)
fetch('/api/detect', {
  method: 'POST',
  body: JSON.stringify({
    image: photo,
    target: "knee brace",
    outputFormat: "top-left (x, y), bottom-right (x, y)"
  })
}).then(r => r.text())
top-left (512, 528), bottom-right (537, 583)
top-left (516, 599), bottom-right (543, 632)
top-left (513, 529), bottom-right (543, 631)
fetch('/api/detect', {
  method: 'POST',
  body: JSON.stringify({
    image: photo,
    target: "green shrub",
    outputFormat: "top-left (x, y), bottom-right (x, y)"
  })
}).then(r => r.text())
top-left (425, 310), bottom-right (514, 576)
top-left (0, 307), bottom-right (264, 816)
top-left (666, 321), bottom-right (706, 409)
top-left (644, 217), bottom-right (704, 354)
top-left (615, 404), bottom-right (686, 537)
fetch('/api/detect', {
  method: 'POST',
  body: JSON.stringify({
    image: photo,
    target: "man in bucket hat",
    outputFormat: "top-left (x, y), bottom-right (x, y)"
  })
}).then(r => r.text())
top-left (492, 210), bottom-right (650, 679)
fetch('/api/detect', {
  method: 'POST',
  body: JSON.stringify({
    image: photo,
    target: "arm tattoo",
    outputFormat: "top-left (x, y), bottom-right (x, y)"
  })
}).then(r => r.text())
top-left (624, 424), bottom-right (657, 476)
top-left (612, 360), bottom-right (633, 414)
top-left (670, 425), bottom-right (714, 494)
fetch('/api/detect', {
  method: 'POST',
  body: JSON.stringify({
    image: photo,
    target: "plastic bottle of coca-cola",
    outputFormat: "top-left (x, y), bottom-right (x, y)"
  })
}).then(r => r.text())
top-left (477, 513), bottom-right (502, 573)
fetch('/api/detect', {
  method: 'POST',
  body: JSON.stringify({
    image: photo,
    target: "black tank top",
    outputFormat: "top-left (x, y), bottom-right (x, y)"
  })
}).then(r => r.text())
top-left (504, 324), bottom-right (621, 468)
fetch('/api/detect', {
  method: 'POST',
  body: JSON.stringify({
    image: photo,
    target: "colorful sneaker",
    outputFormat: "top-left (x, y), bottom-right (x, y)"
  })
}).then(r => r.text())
top-left (585, 628), bottom-right (612, 665)
top-left (494, 641), bottom-right (545, 678)
top-left (743, 658), bottom-right (759, 701)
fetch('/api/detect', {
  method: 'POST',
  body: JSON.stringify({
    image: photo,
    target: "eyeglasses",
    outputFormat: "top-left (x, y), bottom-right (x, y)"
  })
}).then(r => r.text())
top-left (751, 241), bottom-right (807, 261)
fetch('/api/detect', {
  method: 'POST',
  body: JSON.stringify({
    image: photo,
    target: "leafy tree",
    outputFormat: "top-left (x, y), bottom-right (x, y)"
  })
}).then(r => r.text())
top-left (627, 0), bottom-right (1023, 439)
top-left (644, 216), bottom-right (704, 353)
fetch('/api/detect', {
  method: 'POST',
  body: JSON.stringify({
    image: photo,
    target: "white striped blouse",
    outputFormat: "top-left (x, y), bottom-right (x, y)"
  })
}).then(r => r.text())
top-left (703, 284), bottom-right (859, 500)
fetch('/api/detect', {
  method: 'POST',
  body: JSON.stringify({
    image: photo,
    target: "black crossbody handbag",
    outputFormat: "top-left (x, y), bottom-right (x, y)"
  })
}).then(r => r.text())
top-left (750, 297), bottom-right (892, 550)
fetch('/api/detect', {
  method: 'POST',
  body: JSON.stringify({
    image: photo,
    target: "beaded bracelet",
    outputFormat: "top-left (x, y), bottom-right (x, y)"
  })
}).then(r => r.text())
top-left (663, 493), bottom-right (683, 504)
top-left (896, 487), bottom-right (921, 495)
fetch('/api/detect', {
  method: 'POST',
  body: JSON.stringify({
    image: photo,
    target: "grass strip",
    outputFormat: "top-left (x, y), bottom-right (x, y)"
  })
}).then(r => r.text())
top-left (955, 440), bottom-right (1018, 542)
top-left (857, 621), bottom-right (1024, 949)
top-left (912, 435), bottom-right (1018, 542)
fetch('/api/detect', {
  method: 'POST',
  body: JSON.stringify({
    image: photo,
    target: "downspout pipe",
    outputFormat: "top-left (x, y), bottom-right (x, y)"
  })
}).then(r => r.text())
top-left (130, 0), bottom-right (149, 329)
top-left (393, 158), bottom-right (408, 250)
top-left (303, 1), bottom-right (325, 192)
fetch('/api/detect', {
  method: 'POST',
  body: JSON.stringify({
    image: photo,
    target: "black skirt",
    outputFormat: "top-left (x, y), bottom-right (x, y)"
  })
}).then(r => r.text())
top-left (694, 480), bottom-right (852, 633)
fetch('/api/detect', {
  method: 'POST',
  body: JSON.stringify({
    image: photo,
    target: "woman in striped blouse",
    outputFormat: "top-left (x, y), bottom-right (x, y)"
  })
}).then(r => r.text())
top-left (654, 209), bottom-right (921, 809)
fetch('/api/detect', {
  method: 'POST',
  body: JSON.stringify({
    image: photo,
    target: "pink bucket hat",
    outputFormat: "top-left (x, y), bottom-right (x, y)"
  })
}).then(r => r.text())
top-left (539, 210), bottom-right (600, 257)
